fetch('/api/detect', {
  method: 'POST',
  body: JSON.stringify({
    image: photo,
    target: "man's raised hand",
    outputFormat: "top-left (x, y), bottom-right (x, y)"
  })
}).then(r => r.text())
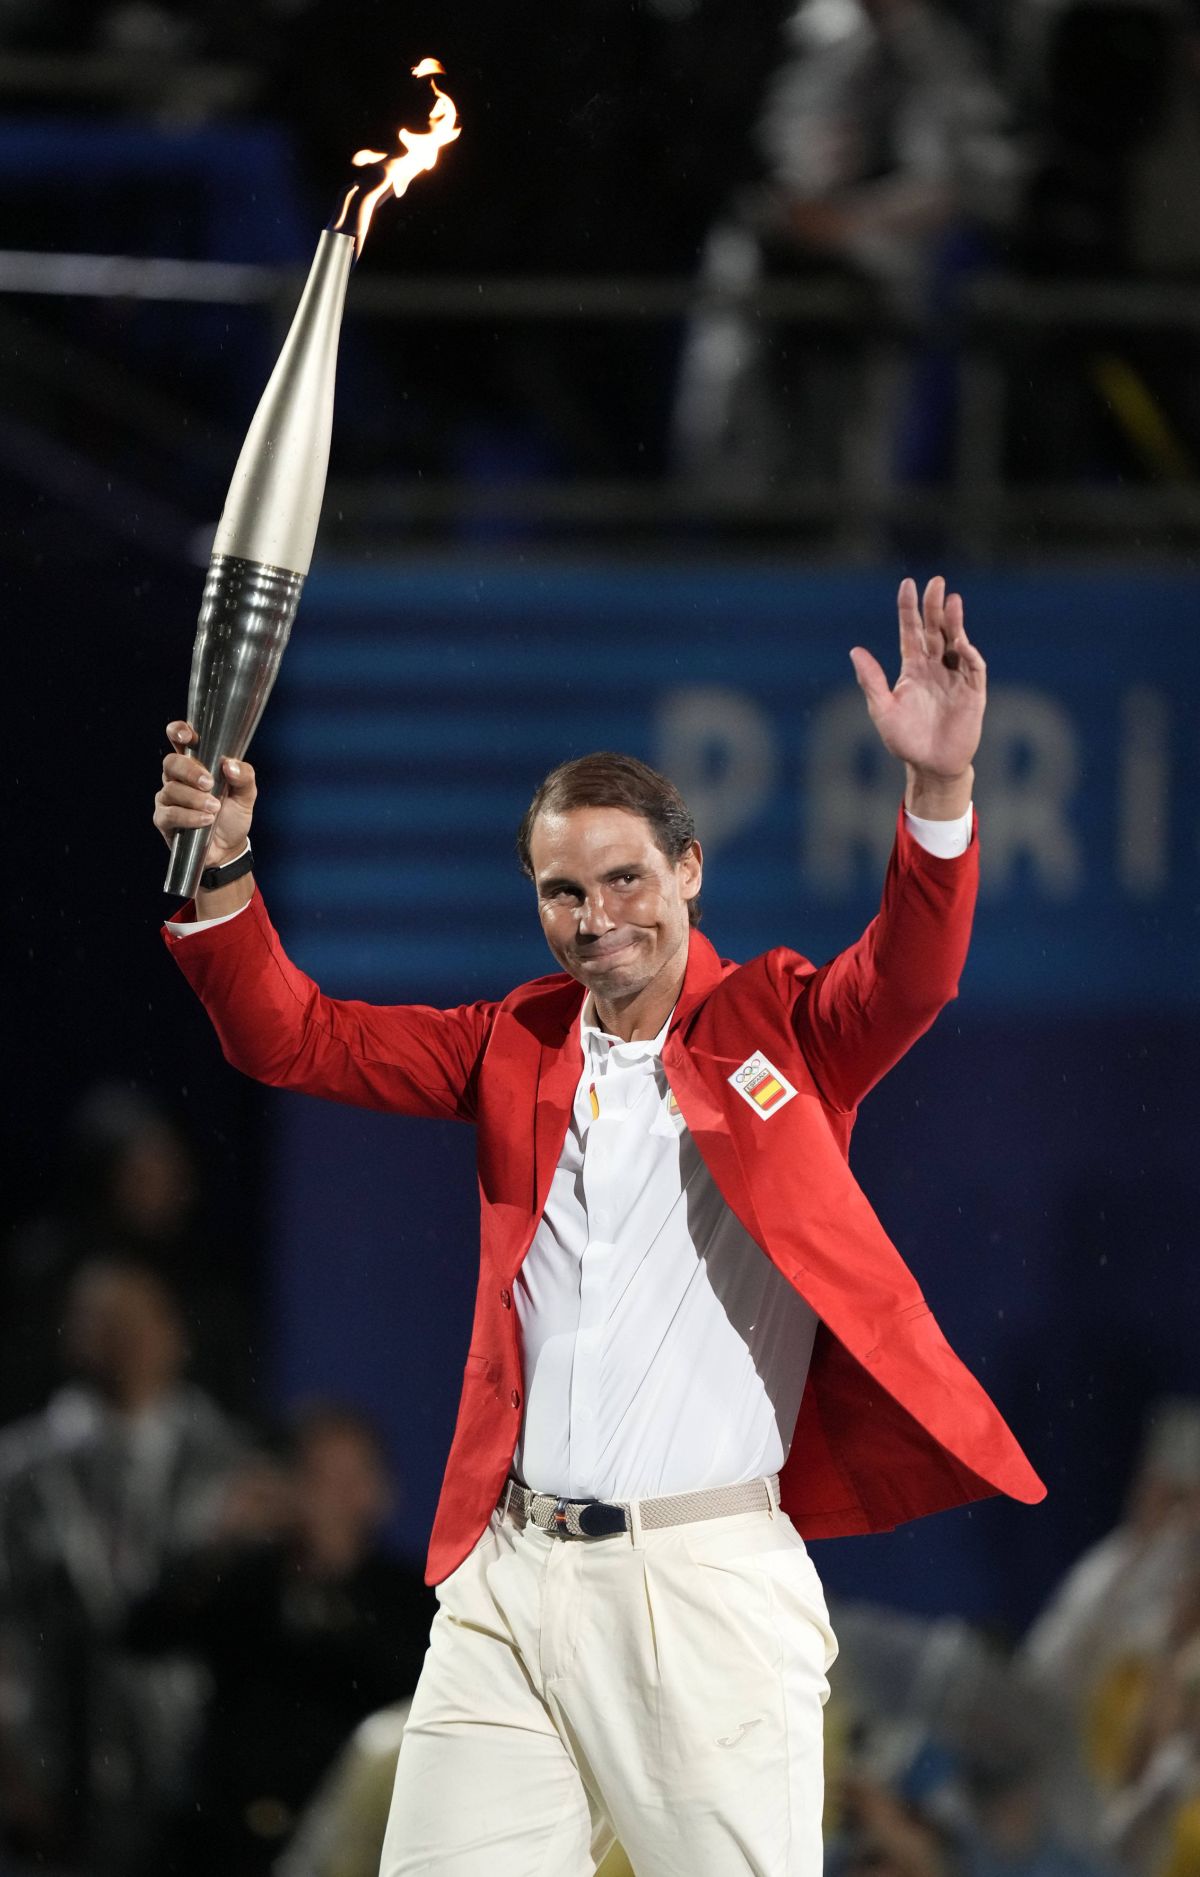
top-left (154, 721), bottom-right (257, 869)
top-left (849, 576), bottom-right (986, 786)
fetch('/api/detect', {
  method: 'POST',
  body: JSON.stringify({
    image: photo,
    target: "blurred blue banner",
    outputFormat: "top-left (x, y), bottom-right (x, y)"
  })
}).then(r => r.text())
top-left (268, 561), bottom-right (1198, 1010)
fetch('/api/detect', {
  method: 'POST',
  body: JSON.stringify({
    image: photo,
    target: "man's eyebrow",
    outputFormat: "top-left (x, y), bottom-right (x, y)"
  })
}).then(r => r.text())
top-left (535, 862), bottom-right (643, 894)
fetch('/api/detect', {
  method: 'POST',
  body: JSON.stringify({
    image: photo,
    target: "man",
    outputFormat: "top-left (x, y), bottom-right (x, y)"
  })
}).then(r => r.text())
top-left (672, 0), bottom-right (1017, 501)
top-left (153, 575), bottom-right (1044, 1876)
top-left (1019, 1397), bottom-right (1200, 1777)
top-left (125, 1402), bottom-right (435, 1875)
top-left (0, 1260), bottom-right (247, 1874)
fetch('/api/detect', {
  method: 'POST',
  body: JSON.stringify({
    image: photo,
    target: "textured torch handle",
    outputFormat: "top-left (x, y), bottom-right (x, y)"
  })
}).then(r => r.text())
top-left (164, 554), bottom-right (304, 900)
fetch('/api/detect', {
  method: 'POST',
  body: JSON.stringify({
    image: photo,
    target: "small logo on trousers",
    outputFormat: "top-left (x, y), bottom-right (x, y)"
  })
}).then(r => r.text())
top-left (716, 1718), bottom-right (763, 1748)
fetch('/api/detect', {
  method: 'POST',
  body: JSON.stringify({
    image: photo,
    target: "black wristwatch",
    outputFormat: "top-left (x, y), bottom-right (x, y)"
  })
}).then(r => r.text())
top-left (199, 843), bottom-right (254, 893)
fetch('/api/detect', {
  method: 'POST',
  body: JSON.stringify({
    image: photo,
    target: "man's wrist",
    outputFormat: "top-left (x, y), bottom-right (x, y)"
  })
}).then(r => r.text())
top-left (200, 841), bottom-right (253, 893)
top-left (195, 843), bottom-right (255, 918)
top-left (904, 764), bottom-right (974, 821)
top-left (194, 875), bottom-right (254, 919)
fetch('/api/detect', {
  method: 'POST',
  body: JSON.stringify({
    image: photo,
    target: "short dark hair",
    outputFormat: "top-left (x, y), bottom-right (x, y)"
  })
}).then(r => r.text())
top-left (516, 751), bottom-right (701, 926)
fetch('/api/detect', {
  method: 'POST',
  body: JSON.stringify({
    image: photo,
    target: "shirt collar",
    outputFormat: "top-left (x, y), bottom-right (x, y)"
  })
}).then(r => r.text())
top-left (579, 992), bottom-right (673, 1062)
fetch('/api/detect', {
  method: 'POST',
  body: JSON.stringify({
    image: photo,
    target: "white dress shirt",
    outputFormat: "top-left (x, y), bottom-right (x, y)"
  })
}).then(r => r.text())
top-left (513, 999), bottom-right (821, 1500)
top-left (170, 807), bottom-right (974, 1501)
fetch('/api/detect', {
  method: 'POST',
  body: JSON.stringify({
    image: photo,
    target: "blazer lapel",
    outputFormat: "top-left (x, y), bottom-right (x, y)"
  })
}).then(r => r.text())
top-left (531, 1014), bottom-right (584, 1230)
top-left (670, 928), bottom-right (731, 1027)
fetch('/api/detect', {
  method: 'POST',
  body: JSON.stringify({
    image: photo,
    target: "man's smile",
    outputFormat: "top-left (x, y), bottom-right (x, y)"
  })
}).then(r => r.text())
top-left (574, 932), bottom-right (640, 965)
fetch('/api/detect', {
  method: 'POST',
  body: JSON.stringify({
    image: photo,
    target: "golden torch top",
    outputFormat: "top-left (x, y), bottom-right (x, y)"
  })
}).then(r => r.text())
top-left (210, 59), bottom-right (461, 577)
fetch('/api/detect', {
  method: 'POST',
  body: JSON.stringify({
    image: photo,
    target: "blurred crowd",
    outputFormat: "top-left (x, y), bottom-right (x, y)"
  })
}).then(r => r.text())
top-left (673, 0), bottom-right (1200, 506)
top-left (2, 1082), bottom-right (1199, 1877)
top-left (823, 1395), bottom-right (1200, 1877)
top-left (0, 1083), bottom-right (434, 1877)
top-left (1, 0), bottom-right (1199, 544)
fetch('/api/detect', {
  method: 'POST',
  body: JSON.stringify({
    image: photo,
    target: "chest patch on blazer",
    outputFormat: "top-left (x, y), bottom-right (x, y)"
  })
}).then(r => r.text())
top-left (728, 1052), bottom-right (798, 1119)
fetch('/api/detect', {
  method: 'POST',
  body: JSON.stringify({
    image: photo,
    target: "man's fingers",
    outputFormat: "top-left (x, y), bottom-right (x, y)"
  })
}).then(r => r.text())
top-left (850, 646), bottom-right (892, 716)
top-left (897, 573), bottom-right (984, 684)
top-left (220, 755), bottom-right (255, 797)
top-left (156, 800), bottom-right (221, 832)
top-left (952, 633), bottom-right (987, 688)
top-left (162, 747), bottom-right (212, 780)
top-left (922, 575), bottom-right (946, 656)
top-left (162, 722), bottom-right (214, 790)
top-left (156, 720), bottom-right (255, 855)
top-left (155, 777), bottom-right (221, 832)
top-left (939, 593), bottom-right (986, 683)
top-left (918, 576), bottom-right (979, 670)
top-left (160, 739), bottom-right (254, 799)
top-left (153, 781), bottom-right (220, 841)
top-left (897, 578), bottom-right (924, 663)
top-left (159, 777), bottom-right (220, 811)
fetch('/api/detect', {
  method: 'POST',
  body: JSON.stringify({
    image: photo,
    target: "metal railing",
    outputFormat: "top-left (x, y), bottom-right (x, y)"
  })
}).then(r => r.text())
top-left (0, 247), bottom-right (1197, 559)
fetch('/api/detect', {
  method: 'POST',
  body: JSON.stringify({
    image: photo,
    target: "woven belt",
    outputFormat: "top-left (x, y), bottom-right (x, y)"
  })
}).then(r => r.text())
top-left (499, 1474), bottom-right (780, 1542)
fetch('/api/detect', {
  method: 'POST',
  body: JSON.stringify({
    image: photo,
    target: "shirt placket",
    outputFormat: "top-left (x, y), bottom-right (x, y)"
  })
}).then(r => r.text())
top-left (567, 1036), bottom-right (646, 1498)
top-left (567, 1038), bottom-right (609, 1495)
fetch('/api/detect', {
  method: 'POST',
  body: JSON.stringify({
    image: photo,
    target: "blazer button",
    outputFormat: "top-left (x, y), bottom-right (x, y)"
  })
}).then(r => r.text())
top-left (500, 1287), bottom-right (512, 1310)
top-left (510, 1389), bottom-right (521, 1409)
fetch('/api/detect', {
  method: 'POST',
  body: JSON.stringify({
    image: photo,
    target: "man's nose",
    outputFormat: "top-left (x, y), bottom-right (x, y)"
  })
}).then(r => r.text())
top-left (577, 889), bottom-right (615, 936)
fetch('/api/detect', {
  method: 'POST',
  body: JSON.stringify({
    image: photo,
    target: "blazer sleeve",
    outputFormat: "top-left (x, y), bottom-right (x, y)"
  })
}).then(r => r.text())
top-left (771, 804), bottom-right (979, 1114)
top-left (161, 888), bottom-right (496, 1123)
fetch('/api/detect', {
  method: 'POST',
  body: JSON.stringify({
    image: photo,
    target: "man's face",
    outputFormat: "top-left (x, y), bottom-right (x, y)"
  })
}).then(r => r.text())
top-left (297, 1429), bottom-right (391, 1545)
top-left (529, 806), bottom-right (702, 1014)
top-left (65, 1266), bottom-right (184, 1400)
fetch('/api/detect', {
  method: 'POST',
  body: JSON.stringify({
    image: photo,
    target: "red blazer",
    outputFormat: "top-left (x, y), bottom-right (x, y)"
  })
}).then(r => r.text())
top-left (165, 810), bottom-right (1044, 1584)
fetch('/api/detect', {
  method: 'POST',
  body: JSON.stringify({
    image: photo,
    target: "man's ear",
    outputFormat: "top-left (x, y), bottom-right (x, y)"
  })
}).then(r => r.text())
top-left (680, 839), bottom-right (703, 903)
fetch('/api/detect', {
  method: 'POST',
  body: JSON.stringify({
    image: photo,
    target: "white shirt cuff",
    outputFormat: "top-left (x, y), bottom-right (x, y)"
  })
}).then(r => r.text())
top-left (165, 843), bottom-right (253, 936)
top-left (904, 803), bottom-right (974, 859)
top-left (165, 901), bottom-right (251, 937)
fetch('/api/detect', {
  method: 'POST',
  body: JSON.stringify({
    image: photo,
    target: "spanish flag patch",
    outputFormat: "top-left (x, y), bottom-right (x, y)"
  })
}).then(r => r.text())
top-left (728, 1052), bottom-right (798, 1120)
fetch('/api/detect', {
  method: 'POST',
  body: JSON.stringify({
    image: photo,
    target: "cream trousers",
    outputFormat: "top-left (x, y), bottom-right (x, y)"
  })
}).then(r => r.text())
top-left (380, 1498), bottom-right (838, 1876)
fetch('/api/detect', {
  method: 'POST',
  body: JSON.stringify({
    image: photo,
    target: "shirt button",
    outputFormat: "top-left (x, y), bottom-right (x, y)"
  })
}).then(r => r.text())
top-left (500, 1287), bottom-right (512, 1310)
top-left (510, 1389), bottom-right (521, 1410)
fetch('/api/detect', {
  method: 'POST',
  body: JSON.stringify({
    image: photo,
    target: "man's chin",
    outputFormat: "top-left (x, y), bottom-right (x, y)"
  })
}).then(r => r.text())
top-left (566, 952), bottom-right (647, 994)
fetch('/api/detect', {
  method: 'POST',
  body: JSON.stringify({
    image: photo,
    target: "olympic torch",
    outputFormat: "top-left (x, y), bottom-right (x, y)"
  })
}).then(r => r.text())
top-left (164, 60), bottom-right (460, 899)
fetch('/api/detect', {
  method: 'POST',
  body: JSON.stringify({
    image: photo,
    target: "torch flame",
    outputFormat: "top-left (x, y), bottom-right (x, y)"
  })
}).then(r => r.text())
top-left (332, 59), bottom-right (461, 258)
